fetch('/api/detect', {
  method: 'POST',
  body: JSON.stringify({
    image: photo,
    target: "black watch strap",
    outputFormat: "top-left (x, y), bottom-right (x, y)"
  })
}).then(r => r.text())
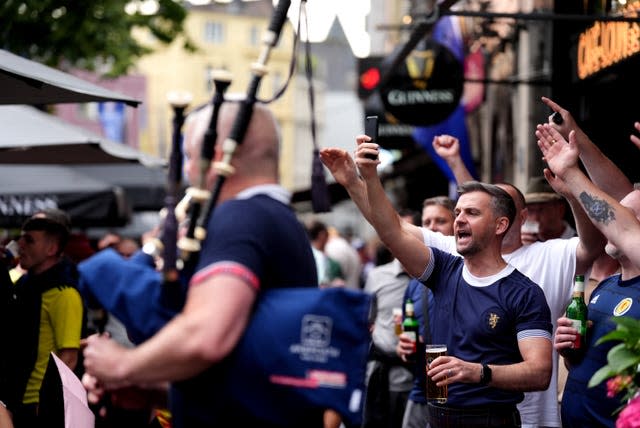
top-left (480, 363), bottom-right (492, 385)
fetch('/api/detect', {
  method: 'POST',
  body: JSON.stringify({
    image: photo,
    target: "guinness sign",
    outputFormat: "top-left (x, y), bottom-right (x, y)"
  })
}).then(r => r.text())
top-left (379, 39), bottom-right (463, 126)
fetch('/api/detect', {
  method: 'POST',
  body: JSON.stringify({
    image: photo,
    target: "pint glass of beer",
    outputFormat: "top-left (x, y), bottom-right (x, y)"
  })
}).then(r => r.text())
top-left (425, 344), bottom-right (448, 403)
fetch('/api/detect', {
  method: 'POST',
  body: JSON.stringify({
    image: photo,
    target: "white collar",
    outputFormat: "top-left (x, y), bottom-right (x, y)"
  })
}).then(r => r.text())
top-left (235, 184), bottom-right (291, 205)
top-left (462, 263), bottom-right (515, 287)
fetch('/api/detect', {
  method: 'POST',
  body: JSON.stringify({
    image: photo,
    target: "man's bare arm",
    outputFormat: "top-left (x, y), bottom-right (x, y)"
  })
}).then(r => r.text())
top-left (489, 337), bottom-right (552, 391)
top-left (538, 124), bottom-right (640, 267)
top-left (354, 142), bottom-right (431, 278)
top-left (535, 125), bottom-right (606, 273)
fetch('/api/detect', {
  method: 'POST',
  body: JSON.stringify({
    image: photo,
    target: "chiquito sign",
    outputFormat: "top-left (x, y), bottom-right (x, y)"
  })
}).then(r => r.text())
top-left (379, 39), bottom-right (463, 126)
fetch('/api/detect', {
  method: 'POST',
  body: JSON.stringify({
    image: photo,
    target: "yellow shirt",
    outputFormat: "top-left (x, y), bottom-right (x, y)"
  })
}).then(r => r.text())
top-left (23, 286), bottom-right (83, 404)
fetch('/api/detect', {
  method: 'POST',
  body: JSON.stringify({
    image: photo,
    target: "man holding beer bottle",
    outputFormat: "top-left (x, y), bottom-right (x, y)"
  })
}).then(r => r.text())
top-left (537, 123), bottom-right (640, 428)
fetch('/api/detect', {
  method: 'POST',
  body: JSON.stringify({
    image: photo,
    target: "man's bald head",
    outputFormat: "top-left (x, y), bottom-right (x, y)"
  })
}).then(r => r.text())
top-left (183, 98), bottom-right (281, 189)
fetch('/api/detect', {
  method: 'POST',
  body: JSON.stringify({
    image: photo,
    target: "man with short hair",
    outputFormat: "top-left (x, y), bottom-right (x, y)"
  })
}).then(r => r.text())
top-left (325, 138), bottom-right (553, 427)
top-left (7, 208), bottom-right (83, 427)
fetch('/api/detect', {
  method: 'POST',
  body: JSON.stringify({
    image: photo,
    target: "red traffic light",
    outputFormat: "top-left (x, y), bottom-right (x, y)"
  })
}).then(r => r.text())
top-left (360, 67), bottom-right (380, 91)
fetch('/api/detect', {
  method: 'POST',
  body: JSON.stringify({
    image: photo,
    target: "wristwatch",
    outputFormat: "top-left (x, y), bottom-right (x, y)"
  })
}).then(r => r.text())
top-left (479, 363), bottom-right (492, 385)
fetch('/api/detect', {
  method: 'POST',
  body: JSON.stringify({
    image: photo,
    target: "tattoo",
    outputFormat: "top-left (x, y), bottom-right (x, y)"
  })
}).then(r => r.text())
top-left (579, 192), bottom-right (615, 225)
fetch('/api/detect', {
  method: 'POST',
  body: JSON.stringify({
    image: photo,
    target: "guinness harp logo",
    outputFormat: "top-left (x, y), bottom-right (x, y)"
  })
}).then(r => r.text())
top-left (488, 313), bottom-right (500, 329)
top-left (405, 50), bottom-right (436, 89)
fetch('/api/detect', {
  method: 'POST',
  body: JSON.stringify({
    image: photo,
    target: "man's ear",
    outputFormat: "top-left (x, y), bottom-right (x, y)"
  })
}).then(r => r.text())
top-left (520, 207), bottom-right (528, 225)
top-left (496, 216), bottom-right (510, 236)
top-left (44, 236), bottom-right (61, 257)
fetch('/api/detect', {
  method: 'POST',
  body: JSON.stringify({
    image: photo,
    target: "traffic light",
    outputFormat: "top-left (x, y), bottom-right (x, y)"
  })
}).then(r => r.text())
top-left (357, 56), bottom-right (384, 100)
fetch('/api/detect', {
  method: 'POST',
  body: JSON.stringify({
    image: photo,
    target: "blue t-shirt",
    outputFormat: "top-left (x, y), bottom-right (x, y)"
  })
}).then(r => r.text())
top-left (170, 193), bottom-right (321, 428)
top-left (422, 248), bottom-right (552, 407)
top-left (561, 274), bottom-right (640, 428)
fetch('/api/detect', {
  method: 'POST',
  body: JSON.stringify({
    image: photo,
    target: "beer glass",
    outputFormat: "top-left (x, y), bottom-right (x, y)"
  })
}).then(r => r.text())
top-left (425, 344), bottom-right (448, 403)
top-left (392, 307), bottom-right (403, 336)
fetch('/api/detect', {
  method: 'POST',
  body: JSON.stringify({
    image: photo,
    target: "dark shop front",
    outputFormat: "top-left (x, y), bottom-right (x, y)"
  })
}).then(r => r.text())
top-left (553, 1), bottom-right (640, 184)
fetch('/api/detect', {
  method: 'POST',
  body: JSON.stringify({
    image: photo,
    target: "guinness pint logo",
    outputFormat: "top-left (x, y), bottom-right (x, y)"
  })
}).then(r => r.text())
top-left (614, 298), bottom-right (633, 317)
top-left (379, 39), bottom-right (463, 126)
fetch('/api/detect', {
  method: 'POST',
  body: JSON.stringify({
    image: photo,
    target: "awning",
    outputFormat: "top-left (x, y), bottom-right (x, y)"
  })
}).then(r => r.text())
top-left (0, 165), bottom-right (131, 229)
top-left (0, 105), bottom-right (163, 165)
top-left (0, 49), bottom-right (140, 106)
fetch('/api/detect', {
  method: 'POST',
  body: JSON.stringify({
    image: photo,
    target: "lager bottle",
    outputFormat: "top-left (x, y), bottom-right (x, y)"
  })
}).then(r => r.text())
top-left (566, 274), bottom-right (588, 349)
top-left (402, 298), bottom-right (420, 363)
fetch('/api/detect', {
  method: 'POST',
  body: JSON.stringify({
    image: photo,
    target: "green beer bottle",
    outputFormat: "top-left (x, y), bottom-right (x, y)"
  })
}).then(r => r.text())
top-left (566, 274), bottom-right (588, 349)
top-left (402, 298), bottom-right (420, 363)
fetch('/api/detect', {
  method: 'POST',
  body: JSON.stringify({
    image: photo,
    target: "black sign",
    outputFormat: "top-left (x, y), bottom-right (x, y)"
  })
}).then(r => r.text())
top-left (379, 39), bottom-right (463, 126)
top-left (363, 92), bottom-right (415, 151)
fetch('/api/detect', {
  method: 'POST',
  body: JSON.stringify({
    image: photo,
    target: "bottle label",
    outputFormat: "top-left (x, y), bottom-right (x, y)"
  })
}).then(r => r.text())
top-left (569, 319), bottom-right (584, 348)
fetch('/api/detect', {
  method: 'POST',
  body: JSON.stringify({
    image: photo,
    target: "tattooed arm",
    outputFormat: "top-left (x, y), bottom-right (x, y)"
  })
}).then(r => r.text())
top-left (537, 124), bottom-right (640, 268)
top-left (541, 97), bottom-right (633, 201)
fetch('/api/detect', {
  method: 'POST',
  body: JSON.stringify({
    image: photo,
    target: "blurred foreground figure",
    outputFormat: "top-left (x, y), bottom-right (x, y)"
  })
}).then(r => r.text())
top-left (82, 100), bottom-right (322, 428)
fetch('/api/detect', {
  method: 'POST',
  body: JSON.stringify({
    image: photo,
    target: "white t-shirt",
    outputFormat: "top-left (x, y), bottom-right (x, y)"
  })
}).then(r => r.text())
top-left (421, 229), bottom-right (580, 428)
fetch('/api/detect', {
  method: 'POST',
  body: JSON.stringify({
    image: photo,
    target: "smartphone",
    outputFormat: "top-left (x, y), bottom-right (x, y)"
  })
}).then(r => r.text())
top-left (364, 115), bottom-right (379, 160)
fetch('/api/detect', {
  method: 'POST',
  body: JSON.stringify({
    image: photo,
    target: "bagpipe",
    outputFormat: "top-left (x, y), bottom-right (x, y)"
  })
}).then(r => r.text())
top-left (78, 1), bottom-right (374, 426)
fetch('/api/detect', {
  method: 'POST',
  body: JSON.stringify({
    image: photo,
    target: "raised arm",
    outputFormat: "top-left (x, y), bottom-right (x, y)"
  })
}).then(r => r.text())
top-left (354, 141), bottom-right (431, 278)
top-left (541, 97), bottom-right (633, 201)
top-left (535, 124), bottom-right (606, 274)
top-left (320, 137), bottom-right (424, 243)
top-left (432, 134), bottom-right (474, 184)
top-left (537, 125), bottom-right (640, 267)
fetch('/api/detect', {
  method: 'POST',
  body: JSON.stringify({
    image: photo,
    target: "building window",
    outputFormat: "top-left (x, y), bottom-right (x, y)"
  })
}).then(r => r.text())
top-left (204, 21), bottom-right (224, 43)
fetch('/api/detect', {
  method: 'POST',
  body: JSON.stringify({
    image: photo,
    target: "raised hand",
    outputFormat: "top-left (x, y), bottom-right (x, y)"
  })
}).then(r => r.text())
top-left (535, 124), bottom-right (579, 181)
top-left (354, 134), bottom-right (380, 181)
top-left (541, 97), bottom-right (578, 140)
top-left (319, 147), bottom-right (359, 188)
top-left (432, 134), bottom-right (461, 161)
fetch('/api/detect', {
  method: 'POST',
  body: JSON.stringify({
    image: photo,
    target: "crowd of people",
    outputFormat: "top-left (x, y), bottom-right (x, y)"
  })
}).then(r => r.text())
top-left (0, 93), bottom-right (639, 428)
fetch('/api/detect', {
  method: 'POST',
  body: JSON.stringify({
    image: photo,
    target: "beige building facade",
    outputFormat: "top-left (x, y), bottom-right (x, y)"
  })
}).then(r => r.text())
top-left (133, 1), bottom-right (310, 192)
